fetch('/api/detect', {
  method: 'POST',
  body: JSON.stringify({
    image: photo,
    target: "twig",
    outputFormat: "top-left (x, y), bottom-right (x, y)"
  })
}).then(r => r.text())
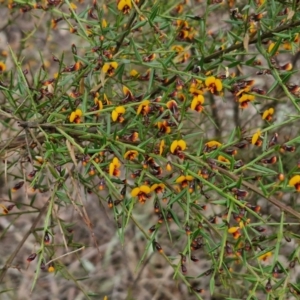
top-left (45, 246), bottom-right (85, 266)
top-left (0, 201), bottom-right (49, 283)
top-left (150, 20), bottom-right (300, 97)
top-left (214, 165), bottom-right (300, 220)
top-left (115, 0), bottom-right (146, 54)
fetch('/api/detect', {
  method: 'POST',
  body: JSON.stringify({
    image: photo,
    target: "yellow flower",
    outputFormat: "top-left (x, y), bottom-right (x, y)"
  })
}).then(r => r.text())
top-left (171, 45), bottom-right (184, 54)
top-left (48, 265), bottom-right (55, 273)
top-left (238, 94), bottom-right (255, 108)
top-left (249, 21), bottom-right (257, 35)
top-left (190, 95), bottom-right (204, 112)
top-left (166, 161), bottom-right (172, 171)
top-left (159, 140), bottom-right (165, 155)
top-left (109, 157), bottom-right (121, 177)
top-left (228, 226), bottom-right (241, 239)
top-left (111, 106), bottom-right (125, 122)
top-left (268, 42), bottom-right (275, 53)
top-left (190, 78), bottom-right (203, 89)
top-left (122, 85), bottom-right (134, 101)
top-left (251, 130), bottom-right (261, 145)
top-left (228, 226), bottom-right (240, 233)
top-left (0, 61), bottom-right (6, 72)
top-left (94, 97), bottom-right (103, 111)
top-left (69, 108), bottom-right (83, 123)
top-left (102, 62), bottom-right (118, 76)
top-left (150, 183), bottom-right (165, 193)
top-left (102, 19), bottom-right (107, 28)
top-left (289, 175), bottom-right (300, 191)
top-left (239, 218), bottom-right (250, 229)
top-left (283, 42), bottom-right (292, 51)
top-left (204, 141), bottom-right (222, 152)
top-left (137, 100), bottom-right (150, 115)
top-left (205, 76), bottom-right (222, 94)
top-left (262, 108), bottom-right (274, 121)
top-left (176, 175), bottom-right (193, 188)
top-left (103, 94), bottom-right (111, 105)
top-left (258, 251), bottom-right (272, 262)
top-left (124, 150), bottom-right (138, 160)
top-left (176, 175), bottom-right (193, 183)
top-left (268, 42), bottom-right (278, 55)
top-left (117, 0), bottom-right (132, 14)
top-left (131, 185), bottom-right (151, 203)
top-left (170, 140), bottom-right (186, 153)
top-left (130, 69), bottom-right (139, 77)
top-left (69, 3), bottom-right (77, 10)
top-left (218, 155), bottom-right (229, 163)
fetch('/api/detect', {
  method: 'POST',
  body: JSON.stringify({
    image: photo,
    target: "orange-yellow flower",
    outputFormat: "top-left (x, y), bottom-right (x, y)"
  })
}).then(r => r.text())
top-left (111, 106), bottom-right (125, 122)
top-left (289, 175), bottom-right (300, 192)
top-left (122, 86), bottom-right (134, 101)
top-left (280, 62), bottom-right (293, 71)
top-left (218, 155), bottom-right (229, 163)
top-left (109, 157), bottom-right (121, 177)
top-left (0, 204), bottom-right (8, 214)
top-left (283, 42), bottom-right (292, 51)
top-left (178, 29), bottom-right (189, 40)
top-left (204, 141), bottom-right (222, 152)
top-left (239, 94), bottom-right (255, 108)
top-left (131, 185), bottom-right (151, 203)
top-left (69, 108), bottom-right (83, 123)
top-left (171, 45), bottom-right (184, 54)
top-left (190, 95), bottom-right (204, 112)
top-left (249, 21), bottom-right (257, 35)
top-left (102, 62), bottom-right (118, 76)
top-left (124, 150), bottom-right (138, 160)
top-left (228, 226), bottom-right (241, 239)
top-left (251, 130), bottom-right (261, 146)
top-left (205, 76), bottom-right (222, 94)
top-left (166, 161), bottom-right (172, 171)
top-left (167, 100), bottom-right (178, 115)
top-left (262, 108), bottom-right (274, 121)
top-left (175, 20), bottom-right (189, 30)
top-left (174, 3), bottom-right (183, 14)
top-left (150, 183), bottom-right (165, 193)
top-left (176, 175), bottom-right (193, 188)
top-left (258, 251), bottom-right (272, 262)
top-left (189, 79), bottom-right (204, 96)
top-left (0, 61), bottom-right (6, 72)
top-left (48, 265), bottom-right (55, 273)
top-left (94, 97), bottom-right (103, 111)
top-left (157, 121), bottom-right (171, 134)
top-left (103, 93), bottom-right (111, 105)
top-left (117, 0), bottom-right (132, 14)
top-left (170, 140), bottom-right (186, 153)
top-left (137, 100), bottom-right (151, 115)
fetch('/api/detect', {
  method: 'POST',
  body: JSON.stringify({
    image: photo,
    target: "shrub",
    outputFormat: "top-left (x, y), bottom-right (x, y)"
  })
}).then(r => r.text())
top-left (1, 0), bottom-right (300, 299)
